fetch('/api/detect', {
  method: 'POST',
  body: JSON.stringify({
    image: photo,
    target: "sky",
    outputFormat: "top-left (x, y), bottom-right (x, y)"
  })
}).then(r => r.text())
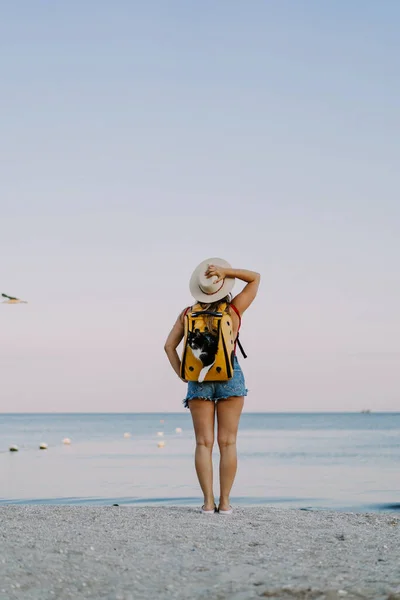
top-left (1, 0), bottom-right (399, 412)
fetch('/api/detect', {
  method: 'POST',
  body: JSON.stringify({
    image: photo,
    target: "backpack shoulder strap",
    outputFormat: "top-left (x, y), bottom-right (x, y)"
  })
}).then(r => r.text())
top-left (180, 306), bottom-right (191, 324)
top-left (230, 303), bottom-right (241, 323)
top-left (229, 304), bottom-right (247, 359)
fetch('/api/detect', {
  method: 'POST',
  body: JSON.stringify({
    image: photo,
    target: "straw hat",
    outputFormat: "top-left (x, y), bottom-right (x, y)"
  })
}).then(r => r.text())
top-left (189, 257), bottom-right (235, 303)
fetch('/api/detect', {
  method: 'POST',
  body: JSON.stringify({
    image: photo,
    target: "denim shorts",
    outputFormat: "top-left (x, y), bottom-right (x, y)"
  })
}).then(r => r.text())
top-left (183, 356), bottom-right (248, 409)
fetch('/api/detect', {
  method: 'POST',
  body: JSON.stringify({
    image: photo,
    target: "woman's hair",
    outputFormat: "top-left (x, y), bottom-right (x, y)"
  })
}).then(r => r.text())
top-left (199, 293), bottom-right (231, 311)
top-left (198, 294), bottom-right (232, 333)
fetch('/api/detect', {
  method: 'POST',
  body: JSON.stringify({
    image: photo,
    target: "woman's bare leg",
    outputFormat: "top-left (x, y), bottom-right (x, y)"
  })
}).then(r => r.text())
top-left (189, 399), bottom-right (216, 510)
top-left (216, 396), bottom-right (244, 511)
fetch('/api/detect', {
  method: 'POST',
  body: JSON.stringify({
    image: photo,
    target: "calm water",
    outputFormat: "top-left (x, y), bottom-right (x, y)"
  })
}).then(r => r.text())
top-left (1, 412), bottom-right (399, 512)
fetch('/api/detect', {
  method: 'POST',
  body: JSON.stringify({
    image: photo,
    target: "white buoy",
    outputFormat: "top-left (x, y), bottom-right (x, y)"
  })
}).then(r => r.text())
top-left (39, 443), bottom-right (48, 450)
top-left (157, 441), bottom-right (165, 448)
top-left (175, 427), bottom-right (183, 433)
top-left (123, 432), bottom-right (131, 439)
top-left (62, 438), bottom-right (71, 445)
top-left (9, 445), bottom-right (19, 452)
top-left (157, 431), bottom-right (164, 437)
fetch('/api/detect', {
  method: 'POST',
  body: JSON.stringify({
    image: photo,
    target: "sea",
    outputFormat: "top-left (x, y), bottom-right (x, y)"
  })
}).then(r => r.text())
top-left (0, 412), bottom-right (399, 513)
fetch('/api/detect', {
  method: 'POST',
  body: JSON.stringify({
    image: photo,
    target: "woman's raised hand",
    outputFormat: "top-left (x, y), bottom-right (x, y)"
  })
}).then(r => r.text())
top-left (205, 264), bottom-right (227, 283)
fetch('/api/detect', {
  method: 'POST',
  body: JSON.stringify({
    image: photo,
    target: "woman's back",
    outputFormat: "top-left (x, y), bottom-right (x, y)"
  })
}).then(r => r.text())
top-left (183, 300), bottom-right (240, 340)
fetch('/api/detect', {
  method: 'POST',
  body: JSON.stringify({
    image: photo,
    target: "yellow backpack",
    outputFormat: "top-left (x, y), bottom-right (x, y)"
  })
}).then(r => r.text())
top-left (180, 302), bottom-right (236, 383)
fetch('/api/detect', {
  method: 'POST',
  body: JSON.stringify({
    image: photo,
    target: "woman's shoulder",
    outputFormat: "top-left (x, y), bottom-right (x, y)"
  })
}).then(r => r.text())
top-left (226, 302), bottom-right (241, 323)
top-left (179, 305), bottom-right (193, 323)
top-left (228, 302), bottom-right (241, 316)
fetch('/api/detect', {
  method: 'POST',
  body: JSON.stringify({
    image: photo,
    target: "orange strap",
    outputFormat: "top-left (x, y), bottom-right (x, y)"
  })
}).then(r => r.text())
top-left (230, 303), bottom-right (240, 355)
top-left (230, 303), bottom-right (241, 330)
top-left (230, 303), bottom-right (247, 358)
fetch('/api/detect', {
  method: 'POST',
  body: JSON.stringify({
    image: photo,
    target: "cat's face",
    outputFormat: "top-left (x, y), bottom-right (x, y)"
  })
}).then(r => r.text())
top-left (188, 330), bottom-right (218, 367)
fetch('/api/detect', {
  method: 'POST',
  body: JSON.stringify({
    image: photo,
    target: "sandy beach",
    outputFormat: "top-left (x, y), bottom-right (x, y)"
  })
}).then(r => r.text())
top-left (0, 506), bottom-right (399, 600)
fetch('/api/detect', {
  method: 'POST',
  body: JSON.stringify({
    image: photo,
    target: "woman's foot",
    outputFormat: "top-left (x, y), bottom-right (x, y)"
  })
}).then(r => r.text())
top-left (218, 505), bottom-right (233, 515)
top-left (218, 498), bottom-right (233, 515)
top-left (201, 504), bottom-right (216, 514)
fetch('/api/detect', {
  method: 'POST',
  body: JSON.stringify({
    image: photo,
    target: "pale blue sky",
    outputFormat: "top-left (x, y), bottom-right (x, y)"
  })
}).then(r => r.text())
top-left (1, 1), bottom-right (399, 412)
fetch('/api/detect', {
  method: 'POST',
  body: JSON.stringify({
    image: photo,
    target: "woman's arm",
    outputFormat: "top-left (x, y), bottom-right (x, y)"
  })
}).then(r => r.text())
top-left (205, 265), bottom-right (260, 314)
top-left (164, 311), bottom-right (186, 380)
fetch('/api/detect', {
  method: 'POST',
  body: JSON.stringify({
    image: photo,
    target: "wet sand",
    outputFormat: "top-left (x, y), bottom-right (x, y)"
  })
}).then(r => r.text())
top-left (0, 506), bottom-right (399, 600)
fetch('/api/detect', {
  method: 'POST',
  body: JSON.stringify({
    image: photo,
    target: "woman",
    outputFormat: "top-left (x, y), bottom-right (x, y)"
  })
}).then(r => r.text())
top-left (164, 258), bottom-right (260, 514)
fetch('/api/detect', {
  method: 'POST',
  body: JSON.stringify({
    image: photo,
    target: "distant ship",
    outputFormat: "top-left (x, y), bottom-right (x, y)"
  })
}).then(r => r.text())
top-left (361, 409), bottom-right (371, 414)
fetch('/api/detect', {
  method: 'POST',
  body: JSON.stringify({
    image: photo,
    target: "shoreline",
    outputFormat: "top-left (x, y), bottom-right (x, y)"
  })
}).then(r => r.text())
top-left (1, 498), bottom-right (399, 514)
top-left (0, 506), bottom-right (399, 600)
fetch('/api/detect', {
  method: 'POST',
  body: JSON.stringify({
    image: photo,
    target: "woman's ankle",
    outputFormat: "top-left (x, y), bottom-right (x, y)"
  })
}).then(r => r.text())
top-left (203, 496), bottom-right (215, 509)
top-left (218, 496), bottom-right (230, 510)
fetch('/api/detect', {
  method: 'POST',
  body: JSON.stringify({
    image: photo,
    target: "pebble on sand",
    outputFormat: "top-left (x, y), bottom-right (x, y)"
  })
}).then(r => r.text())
top-left (9, 445), bottom-right (19, 452)
top-left (62, 438), bottom-right (71, 445)
top-left (39, 443), bottom-right (48, 450)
